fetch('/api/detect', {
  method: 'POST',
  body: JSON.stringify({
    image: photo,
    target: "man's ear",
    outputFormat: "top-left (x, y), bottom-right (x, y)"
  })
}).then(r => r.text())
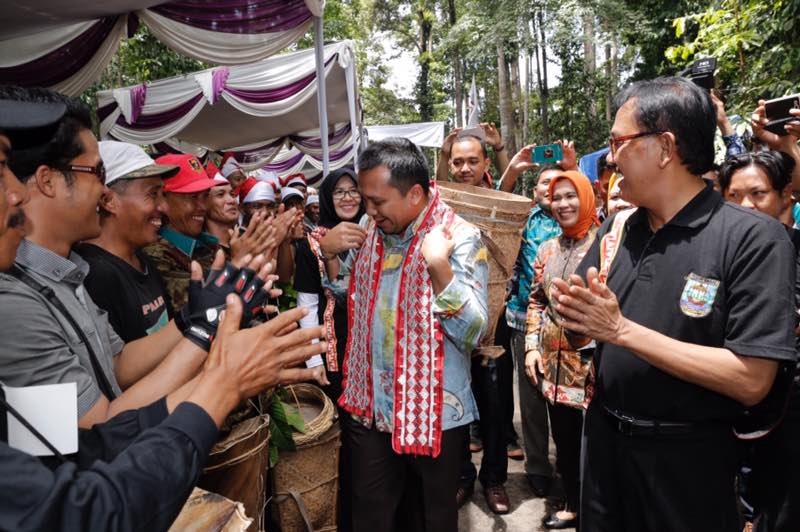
top-left (658, 132), bottom-right (678, 169)
top-left (31, 165), bottom-right (59, 198)
top-left (99, 188), bottom-right (119, 216)
top-left (781, 183), bottom-right (794, 210)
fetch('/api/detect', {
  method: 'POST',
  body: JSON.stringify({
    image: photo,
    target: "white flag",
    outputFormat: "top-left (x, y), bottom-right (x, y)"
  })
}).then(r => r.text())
top-left (467, 75), bottom-right (481, 127)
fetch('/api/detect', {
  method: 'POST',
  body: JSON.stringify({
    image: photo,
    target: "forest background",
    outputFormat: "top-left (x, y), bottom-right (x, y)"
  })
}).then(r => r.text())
top-left (81, 0), bottom-right (800, 187)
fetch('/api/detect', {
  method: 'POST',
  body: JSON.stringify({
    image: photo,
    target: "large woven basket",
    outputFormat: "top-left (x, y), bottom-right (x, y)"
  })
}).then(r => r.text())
top-left (438, 181), bottom-right (533, 358)
top-left (271, 384), bottom-right (341, 532)
top-left (199, 414), bottom-right (271, 531)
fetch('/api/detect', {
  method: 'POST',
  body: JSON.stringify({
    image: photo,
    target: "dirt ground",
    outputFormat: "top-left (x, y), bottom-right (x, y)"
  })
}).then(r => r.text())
top-left (457, 384), bottom-right (575, 532)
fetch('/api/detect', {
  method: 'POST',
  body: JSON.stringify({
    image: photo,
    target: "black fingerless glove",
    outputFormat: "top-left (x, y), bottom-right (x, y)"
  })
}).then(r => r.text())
top-left (175, 263), bottom-right (268, 351)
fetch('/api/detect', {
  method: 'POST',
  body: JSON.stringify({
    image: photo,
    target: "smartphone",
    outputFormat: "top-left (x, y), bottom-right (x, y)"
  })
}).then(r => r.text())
top-left (764, 93), bottom-right (800, 136)
top-left (532, 143), bottom-right (563, 164)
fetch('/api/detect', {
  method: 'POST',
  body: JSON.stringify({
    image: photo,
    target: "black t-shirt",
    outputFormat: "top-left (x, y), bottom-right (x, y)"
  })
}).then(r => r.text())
top-left (76, 243), bottom-right (171, 343)
top-left (578, 184), bottom-right (797, 422)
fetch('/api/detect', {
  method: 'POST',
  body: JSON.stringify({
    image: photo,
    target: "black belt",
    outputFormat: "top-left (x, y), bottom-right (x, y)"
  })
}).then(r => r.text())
top-left (603, 407), bottom-right (722, 437)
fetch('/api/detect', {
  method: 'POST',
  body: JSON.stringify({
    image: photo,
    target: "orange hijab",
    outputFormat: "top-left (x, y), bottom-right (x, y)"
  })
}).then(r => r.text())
top-left (548, 170), bottom-right (599, 240)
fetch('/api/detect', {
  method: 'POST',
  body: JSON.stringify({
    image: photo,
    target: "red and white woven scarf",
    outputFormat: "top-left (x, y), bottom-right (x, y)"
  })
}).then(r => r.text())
top-left (339, 184), bottom-right (453, 457)
top-left (307, 230), bottom-right (341, 371)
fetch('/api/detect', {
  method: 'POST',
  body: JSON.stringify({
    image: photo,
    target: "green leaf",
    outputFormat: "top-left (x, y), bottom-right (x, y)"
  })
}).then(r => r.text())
top-left (674, 17), bottom-right (686, 38)
top-left (284, 402), bottom-right (307, 434)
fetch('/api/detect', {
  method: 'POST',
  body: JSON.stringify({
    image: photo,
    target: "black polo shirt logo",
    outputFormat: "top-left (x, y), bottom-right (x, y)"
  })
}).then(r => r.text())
top-left (680, 272), bottom-right (720, 318)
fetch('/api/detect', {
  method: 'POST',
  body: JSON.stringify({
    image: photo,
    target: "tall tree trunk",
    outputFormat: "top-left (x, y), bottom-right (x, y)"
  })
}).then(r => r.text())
top-left (537, 9), bottom-right (550, 142)
top-left (497, 42), bottom-right (516, 155)
top-left (605, 40), bottom-right (613, 123)
top-left (447, 0), bottom-right (463, 126)
top-left (510, 56), bottom-right (523, 152)
top-left (524, 50), bottom-right (531, 142)
top-left (583, 11), bottom-right (598, 132)
top-left (605, 28), bottom-right (619, 123)
top-left (416, 3), bottom-right (433, 121)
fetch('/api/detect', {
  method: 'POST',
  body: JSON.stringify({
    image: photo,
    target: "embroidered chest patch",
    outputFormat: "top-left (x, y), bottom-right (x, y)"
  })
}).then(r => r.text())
top-left (679, 272), bottom-right (720, 318)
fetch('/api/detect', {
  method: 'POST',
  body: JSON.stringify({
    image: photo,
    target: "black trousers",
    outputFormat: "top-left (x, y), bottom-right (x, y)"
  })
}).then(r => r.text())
top-left (459, 351), bottom-right (512, 488)
top-left (748, 418), bottom-right (800, 532)
top-left (346, 416), bottom-right (467, 532)
top-left (548, 401), bottom-right (583, 512)
top-left (581, 403), bottom-right (740, 532)
top-left (495, 312), bottom-right (519, 445)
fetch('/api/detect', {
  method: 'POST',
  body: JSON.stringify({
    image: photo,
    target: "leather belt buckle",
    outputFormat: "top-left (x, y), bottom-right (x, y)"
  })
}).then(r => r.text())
top-left (614, 412), bottom-right (637, 436)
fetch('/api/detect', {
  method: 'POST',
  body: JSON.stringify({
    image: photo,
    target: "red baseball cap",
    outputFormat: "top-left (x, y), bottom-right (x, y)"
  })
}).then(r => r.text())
top-left (156, 154), bottom-right (217, 193)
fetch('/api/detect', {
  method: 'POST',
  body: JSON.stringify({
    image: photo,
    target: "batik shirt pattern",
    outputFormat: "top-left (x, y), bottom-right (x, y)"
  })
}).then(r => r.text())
top-left (332, 210), bottom-right (489, 432)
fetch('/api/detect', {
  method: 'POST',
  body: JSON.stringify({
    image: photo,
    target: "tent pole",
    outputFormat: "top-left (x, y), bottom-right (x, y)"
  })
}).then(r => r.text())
top-left (314, 16), bottom-right (329, 176)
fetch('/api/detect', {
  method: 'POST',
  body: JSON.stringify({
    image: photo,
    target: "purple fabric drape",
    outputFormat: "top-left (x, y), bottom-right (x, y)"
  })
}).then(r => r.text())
top-left (236, 137), bottom-right (286, 164)
top-left (0, 17), bottom-right (119, 87)
top-left (225, 55), bottom-right (335, 104)
top-left (263, 146), bottom-right (354, 179)
top-left (225, 71), bottom-right (317, 104)
top-left (211, 67), bottom-right (230, 105)
top-left (150, 0), bottom-right (312, 34)
top-left (262, 151), bottom-right (306, 173)
top-left (290, 123), bottom-right (352, 149)
top-left (130, 84), bottom-right (147, 123)
top-left (116, 93), bottom-right (204, 128)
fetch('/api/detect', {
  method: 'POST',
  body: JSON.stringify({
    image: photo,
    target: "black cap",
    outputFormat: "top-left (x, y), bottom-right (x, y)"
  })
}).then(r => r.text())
top-left (0, 99), bottom-right (66, 150)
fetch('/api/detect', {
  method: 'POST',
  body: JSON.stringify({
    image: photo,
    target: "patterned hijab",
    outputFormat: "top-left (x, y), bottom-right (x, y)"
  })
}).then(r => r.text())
top-left (548, 170), bottom-right (599, 240)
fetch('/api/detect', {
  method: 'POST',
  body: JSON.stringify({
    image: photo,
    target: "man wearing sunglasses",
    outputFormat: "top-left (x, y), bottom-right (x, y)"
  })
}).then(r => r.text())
top-left (0, 87), bottom-right (278, 432)
top-left (0, 96), bottom-right (326, 531)
top-left (553, 77), bottom-right (797, 532)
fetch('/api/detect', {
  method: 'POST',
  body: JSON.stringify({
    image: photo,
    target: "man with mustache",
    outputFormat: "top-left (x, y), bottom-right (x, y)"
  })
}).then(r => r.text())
top-left (0, 96), bottom-right (326, 531)
top-left (0, 87), bottom-right (277, 431)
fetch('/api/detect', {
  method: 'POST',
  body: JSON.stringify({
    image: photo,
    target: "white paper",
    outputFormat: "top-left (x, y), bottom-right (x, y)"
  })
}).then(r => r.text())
top-left (3, 382), bottom-right (78, 456)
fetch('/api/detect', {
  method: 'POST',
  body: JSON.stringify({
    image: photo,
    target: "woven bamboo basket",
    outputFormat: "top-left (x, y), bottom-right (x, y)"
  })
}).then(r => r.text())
top-left (438, 181), bottom-right (533, 358)
top-left (199, 414), bottom-right (271, 531)
top-left (271, 384), bottom-right (341, 532)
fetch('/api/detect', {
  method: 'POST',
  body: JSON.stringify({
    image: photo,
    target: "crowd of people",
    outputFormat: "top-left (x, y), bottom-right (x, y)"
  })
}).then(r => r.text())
top-left (0, 74), bottom-right (799, 532)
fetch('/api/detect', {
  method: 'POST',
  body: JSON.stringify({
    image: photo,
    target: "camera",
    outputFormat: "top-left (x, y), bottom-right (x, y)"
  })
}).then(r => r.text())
top-left (680, 57), bottom-right (717, 91)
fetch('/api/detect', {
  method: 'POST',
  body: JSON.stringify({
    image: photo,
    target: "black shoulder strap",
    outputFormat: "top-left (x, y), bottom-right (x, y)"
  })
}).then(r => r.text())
top-left (8, 265), bottom-right (118, 400)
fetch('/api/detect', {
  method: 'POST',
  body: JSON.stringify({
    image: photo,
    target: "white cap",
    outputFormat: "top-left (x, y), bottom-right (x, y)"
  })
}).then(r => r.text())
top-left (281, 186), bottom-right (304, 204)
top-left (306, 194), bottom-right (319, 206)
top-left (242, 181), bottom-right (276, 204)
top-left (99, 141), bottom-right (178, 186)
top-left (221, 157), bottom-right (243, 178)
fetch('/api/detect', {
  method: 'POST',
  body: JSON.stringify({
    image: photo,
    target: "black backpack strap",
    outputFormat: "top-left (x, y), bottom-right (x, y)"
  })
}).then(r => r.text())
top-left (8, 265), bottom-right (118, 401)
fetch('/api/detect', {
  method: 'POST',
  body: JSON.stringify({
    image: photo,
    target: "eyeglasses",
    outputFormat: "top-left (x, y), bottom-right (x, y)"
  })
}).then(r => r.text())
top-left (608, 131), bottom-right (665, 156)
top-left (332, 188), bottom-right (361, 200)
top-left (65, 163), bottom-right (106, 184)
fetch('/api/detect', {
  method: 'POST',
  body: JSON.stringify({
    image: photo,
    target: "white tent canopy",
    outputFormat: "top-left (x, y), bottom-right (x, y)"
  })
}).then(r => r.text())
top-left (97, 41), bottom-right (360, 158)
top-left (364, 122), bottom-right (444, 148)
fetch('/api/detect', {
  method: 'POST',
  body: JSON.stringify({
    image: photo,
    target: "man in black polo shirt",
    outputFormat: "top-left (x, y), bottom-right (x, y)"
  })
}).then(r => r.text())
top-left (550, 77), bottom-right (797, 531)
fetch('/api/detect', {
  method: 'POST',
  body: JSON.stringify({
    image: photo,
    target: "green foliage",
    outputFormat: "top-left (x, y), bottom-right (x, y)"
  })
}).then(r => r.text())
top-left (268, 389), bottom-right (306, 467)
top-left (80, 25), bottom-right (206, 122)
top-left (665, 0), bottom-right (800, 117)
